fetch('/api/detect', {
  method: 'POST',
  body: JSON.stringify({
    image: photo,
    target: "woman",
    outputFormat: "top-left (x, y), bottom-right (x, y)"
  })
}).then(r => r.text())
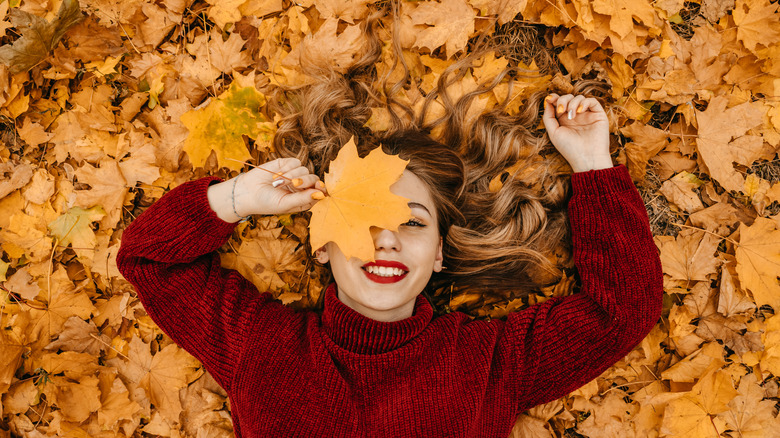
top-left (117, 92), bottom-right (662, 437)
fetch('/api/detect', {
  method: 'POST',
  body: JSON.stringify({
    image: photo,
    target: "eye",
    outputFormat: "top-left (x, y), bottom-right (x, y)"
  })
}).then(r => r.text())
top-left (402, 218), bottom-right (426, 227)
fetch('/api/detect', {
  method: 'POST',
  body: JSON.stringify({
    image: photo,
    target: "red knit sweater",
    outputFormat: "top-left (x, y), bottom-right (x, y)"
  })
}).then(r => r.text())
top-left (117, 164), bottom-right (662, 437)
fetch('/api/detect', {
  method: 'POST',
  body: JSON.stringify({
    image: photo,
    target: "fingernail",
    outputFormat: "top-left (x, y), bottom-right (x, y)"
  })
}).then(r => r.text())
top-left (272, 179), bottom-right (284, 188)
top-left (544, 96), bottom-right (551, 104)
top-left (576, 105), bottom-right (583, 113)
top-left (292, 178), bottom-right (303, 187)
top-left (557, 104), bottom-right (564, 114)
top-left (315, 181), bottom-right (325, 190)
top-left (311, 191), bottom-right (325, 200)
top-left (568, 109), bottom-right (574, 120)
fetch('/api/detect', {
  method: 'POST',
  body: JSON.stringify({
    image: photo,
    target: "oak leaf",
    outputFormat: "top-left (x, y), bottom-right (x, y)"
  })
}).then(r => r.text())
top-left (180, 81), bottom-right (272, 171)
top-left (0, 0), bottom-right (84, 73)
top-left (309, 137), bottom-right (411, 262)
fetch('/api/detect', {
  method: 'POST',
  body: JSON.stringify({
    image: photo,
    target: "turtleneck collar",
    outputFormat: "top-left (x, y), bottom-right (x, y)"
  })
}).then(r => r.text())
top-left (320, 283), bottom-right (433, 355)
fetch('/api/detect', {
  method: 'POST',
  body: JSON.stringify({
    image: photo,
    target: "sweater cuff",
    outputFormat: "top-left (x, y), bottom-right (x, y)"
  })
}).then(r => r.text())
top-left (178, 176), bottom-right (237, 239)
top-left (570, 164), bottom-right (635, 196)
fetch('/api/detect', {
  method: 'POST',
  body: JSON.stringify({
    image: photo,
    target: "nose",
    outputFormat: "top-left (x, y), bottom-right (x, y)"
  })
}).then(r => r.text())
top-left (371, 227), bottom-right (401, 251)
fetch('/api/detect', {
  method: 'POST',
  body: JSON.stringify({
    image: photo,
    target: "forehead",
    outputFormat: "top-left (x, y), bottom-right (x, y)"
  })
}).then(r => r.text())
top-left (390, 170), bottom-right (436, 219)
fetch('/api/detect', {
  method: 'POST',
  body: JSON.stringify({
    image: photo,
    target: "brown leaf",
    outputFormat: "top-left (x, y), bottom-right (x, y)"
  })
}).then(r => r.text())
top-left (0, 0), bottom-right (84, 73)
top-left (0, 161), bottom-right (33, 200)
top-left (45, 316), bottom-right (111, 356)
top-left (695, 96), bottom-right (765, 193)
top-left (656, 228), bottom-right (721, 282)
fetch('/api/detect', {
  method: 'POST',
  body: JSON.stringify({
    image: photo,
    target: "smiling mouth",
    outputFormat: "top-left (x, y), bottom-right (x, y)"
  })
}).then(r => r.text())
top-left (363, 265), bottom-right (407, 277)
top-left (361, 264), bottom-right (409, 284)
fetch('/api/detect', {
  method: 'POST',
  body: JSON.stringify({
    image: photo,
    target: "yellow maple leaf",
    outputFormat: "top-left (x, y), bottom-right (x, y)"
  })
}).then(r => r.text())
top-left (309, 137), bottom-right (411, 262)
top-left (408, 0), bottom-right (476, 59)
top-left (734, 217), bottom-right (780, 310)
top-left (591, 0), bottom-right (657, 39)
top-left (139, 342), bottom-right (203, 423)
top-left (48, 205), bottom-right (106, 267)
top-left (180, 81), bottom-right (273, 171)
top-left (733, 0), bottom-right (780, 55)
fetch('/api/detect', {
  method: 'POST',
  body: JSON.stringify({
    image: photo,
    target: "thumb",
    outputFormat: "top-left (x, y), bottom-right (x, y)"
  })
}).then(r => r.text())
top-left (542, 96), bottom-right (559, 135)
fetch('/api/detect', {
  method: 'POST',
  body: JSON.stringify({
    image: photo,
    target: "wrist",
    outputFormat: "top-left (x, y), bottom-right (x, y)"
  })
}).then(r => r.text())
top-left (570, 156), bottom-right (613, 173)
top-left (207, 179), bottom-right (245, 223)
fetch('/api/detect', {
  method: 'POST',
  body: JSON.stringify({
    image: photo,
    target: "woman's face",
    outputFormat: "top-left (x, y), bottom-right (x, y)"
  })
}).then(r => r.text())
top-left (318, 170), bottom-right (443, 322)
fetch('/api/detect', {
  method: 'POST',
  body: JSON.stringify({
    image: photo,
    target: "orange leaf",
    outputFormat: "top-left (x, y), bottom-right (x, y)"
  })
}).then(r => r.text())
top-left (308, 137), bottom-right (411, 262)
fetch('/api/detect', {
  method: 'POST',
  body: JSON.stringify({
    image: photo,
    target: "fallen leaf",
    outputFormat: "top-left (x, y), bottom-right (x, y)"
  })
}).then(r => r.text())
top-left (48, 206), bottom-right (106, 267)
top-left (734, 217), bottom-right (780, 309)
top-left (180, 81), bottom-right (272, 171)
top-left (656, 228), bottom-right (721, 282)
top-left (408, 0), bottom-right (476, 59)
top-left (695, 96), bottom-right (765, 193)
top-left (0, 0), bottom-right (84, 73)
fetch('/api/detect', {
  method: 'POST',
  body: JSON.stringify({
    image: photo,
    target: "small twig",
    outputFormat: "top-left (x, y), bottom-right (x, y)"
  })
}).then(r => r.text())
top-left (225, 158), bottom-right (295, 181)
top-left (668, 222), bottom-right (737, 245)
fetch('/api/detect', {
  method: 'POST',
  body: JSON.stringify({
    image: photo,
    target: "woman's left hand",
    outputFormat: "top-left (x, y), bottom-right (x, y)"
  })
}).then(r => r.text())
top-left (542, 94), bottom-right (612, 173)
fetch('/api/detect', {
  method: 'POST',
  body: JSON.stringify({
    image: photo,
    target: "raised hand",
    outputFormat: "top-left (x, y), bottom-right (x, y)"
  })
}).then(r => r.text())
top-left (542, 94), bottom-right (613, 173)
top-left (207, 158), bottom-right (326, 223)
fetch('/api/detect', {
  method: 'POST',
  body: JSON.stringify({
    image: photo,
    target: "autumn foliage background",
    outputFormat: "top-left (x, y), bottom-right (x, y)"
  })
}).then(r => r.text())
top-left (1, 0), bottom-right (780, 436)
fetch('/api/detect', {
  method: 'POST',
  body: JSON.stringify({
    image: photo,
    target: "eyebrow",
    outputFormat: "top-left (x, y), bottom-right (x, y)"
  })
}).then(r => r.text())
top-left (408, 202), bottom-right (432, 216)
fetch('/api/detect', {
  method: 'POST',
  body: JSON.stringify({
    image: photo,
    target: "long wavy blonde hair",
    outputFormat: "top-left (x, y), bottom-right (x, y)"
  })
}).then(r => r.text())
top-left (267, 4), bottom-right (609, 313)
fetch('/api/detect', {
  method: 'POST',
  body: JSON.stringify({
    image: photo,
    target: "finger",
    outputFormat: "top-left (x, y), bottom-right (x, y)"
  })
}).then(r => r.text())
top-left (542, 95), bottom-right (560, 132)
top-left (278, 189), bottom-right (322, 213)
top-left (262, 158), bottom-right (302, 178)
top-left (567, 95), bottom-right (587, 120)
top-left (283, 173), bottom-right (320, 190)
top-left (579, 97), bottom-right (605, 114)
top-left (555, 94), bottom-right (574, 118)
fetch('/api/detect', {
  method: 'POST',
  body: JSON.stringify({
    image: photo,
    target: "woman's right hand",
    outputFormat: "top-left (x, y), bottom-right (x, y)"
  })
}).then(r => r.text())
top-left (207, 158), bottom-right (326, 223)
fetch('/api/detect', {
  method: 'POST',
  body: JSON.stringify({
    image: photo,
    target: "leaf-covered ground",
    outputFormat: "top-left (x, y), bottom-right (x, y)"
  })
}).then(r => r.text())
top-left (2, 0), bottom-right (780, 436)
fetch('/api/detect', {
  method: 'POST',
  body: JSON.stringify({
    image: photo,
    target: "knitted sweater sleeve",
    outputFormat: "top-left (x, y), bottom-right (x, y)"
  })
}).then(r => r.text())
top-left (508, 164), bottom-right (663, 412)
top-left (116, 177), bottom-right (269, 392)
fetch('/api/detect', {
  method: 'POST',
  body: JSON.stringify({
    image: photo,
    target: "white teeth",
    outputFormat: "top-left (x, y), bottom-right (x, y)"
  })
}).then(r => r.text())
top-left (365, 266), bottom-right (406, 277)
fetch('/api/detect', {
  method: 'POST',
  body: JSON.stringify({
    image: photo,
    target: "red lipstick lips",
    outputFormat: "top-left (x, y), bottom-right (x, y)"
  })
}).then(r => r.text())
top-left (361, 260), bottom-right (409, 284)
